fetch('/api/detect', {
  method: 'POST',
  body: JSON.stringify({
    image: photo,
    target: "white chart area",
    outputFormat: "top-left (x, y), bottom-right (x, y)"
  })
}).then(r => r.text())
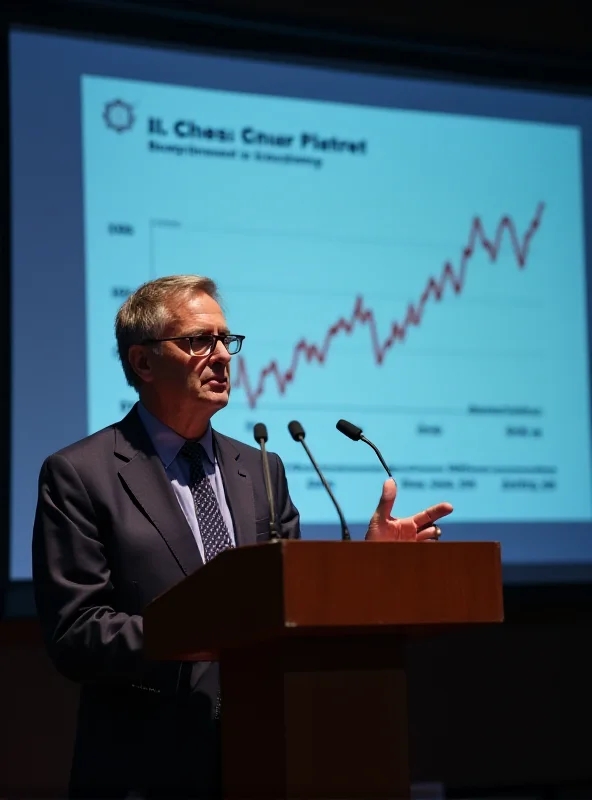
top-left (82, 74), bottom-right (592, 524)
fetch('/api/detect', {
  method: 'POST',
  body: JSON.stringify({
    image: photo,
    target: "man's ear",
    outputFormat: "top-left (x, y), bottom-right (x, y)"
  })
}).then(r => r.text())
top-left (127, 344), bottom-right (155, 384)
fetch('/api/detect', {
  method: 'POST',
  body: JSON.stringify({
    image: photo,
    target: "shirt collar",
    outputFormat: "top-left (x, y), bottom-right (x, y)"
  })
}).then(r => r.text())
top-left (137, 402), bottom-right (215, 469)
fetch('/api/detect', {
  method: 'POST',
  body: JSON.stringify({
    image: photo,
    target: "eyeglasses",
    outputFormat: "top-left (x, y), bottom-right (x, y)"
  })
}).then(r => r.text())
top-left (142, 333), bottom-right (245, 357)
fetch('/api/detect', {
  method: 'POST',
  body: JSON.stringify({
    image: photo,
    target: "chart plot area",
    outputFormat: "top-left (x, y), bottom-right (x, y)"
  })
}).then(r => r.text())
top-left (231, 202), bottom-right (546, 409)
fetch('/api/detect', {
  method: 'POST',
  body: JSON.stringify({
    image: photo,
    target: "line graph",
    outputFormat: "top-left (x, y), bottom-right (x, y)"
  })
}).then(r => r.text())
top-left (234, 202), bottom-right (546, 409)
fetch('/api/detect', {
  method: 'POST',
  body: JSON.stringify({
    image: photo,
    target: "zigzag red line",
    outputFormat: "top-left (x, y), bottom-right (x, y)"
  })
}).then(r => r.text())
top-left (234, 203), bottom-right (546, 409)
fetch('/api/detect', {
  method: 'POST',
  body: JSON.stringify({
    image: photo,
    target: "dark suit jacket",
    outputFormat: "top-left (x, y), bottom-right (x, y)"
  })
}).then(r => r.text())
top-left (32, 405), bottom-right (300, 798)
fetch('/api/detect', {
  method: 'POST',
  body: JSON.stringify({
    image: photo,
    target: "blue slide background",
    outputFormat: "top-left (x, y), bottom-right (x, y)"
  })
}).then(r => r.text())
top-left (82, 76), bottom-right (590, 525)
top-left (9, 29), bottom-right (592, 581)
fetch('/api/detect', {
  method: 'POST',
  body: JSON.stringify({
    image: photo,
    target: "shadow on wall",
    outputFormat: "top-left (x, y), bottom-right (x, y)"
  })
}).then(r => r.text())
top-left (0, 620), bottom-right (78, 798)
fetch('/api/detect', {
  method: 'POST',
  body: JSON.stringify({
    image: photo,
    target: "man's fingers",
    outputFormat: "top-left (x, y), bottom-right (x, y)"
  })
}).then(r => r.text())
top-left (413, 502), bottom-right (453, 530)
top-left (416, 526), bottom-right (439, 542)
top-left (376, 478), bottom-right (397, 521)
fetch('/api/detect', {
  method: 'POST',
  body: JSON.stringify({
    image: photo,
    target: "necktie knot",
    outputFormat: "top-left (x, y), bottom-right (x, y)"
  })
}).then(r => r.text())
top-left (180, 439), bottom-right (204, 468)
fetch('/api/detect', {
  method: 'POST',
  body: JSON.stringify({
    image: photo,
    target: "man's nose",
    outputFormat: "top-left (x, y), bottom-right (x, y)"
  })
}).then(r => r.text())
top-left (210, 339), bottom-right (232, 363)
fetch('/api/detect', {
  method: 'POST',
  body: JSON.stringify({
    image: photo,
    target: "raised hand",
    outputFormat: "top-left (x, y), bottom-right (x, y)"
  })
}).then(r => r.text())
top-left (365, 478), bottom-right (453, 542)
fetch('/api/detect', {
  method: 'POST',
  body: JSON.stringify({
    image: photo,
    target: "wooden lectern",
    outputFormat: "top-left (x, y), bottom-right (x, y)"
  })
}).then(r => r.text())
top-left (144, 540), bottom-right (503, 799)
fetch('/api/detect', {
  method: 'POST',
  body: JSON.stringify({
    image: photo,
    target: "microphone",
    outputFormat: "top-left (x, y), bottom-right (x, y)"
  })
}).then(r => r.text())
top-left (288, 420), bottom-right (351, 541)
top-left (253, 423), bottom-right (281, 541)
top-left (336, 419), bottom-right (393, 478)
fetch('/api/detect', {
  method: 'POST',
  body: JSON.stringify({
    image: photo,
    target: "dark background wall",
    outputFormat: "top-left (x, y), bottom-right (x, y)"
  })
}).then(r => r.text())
top-left (1, 1), bottom-right (592, 797)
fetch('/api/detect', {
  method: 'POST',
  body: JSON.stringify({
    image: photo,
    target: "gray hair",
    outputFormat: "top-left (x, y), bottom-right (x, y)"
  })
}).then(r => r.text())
top-left (115, 274), bottom-right (220, 390)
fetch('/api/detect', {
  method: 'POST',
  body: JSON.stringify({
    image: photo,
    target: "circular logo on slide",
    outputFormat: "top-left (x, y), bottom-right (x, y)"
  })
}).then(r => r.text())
top-left (103, 99), bottom-right (135, 133)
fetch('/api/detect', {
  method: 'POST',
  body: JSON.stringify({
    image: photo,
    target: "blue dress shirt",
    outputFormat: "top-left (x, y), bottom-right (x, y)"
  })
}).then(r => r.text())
top-left (137, 403), bottom-right (236, 562)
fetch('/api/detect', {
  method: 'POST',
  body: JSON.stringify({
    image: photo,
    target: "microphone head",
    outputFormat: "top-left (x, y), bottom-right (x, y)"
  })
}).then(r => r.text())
top-left (336, 419), bottom-right (363, 441)
top-left (253, 422), bottom-right (268, 443)
top-left (288, 420), bottom-right (305, 442)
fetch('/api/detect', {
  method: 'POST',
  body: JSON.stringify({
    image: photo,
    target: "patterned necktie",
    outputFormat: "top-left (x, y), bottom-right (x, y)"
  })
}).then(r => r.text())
top-left (180, 440), bottom-right (234, 562)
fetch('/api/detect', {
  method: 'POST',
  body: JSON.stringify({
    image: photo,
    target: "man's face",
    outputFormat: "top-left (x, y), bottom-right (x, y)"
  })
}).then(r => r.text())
top-left (140, 291), bottom-right (233, 415)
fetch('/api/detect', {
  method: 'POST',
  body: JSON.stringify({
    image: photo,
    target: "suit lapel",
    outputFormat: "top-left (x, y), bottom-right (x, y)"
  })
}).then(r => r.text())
top-left (213, 431), bottom-right (257, 548)
top-left (114, 407), bottom-right (204, 576)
